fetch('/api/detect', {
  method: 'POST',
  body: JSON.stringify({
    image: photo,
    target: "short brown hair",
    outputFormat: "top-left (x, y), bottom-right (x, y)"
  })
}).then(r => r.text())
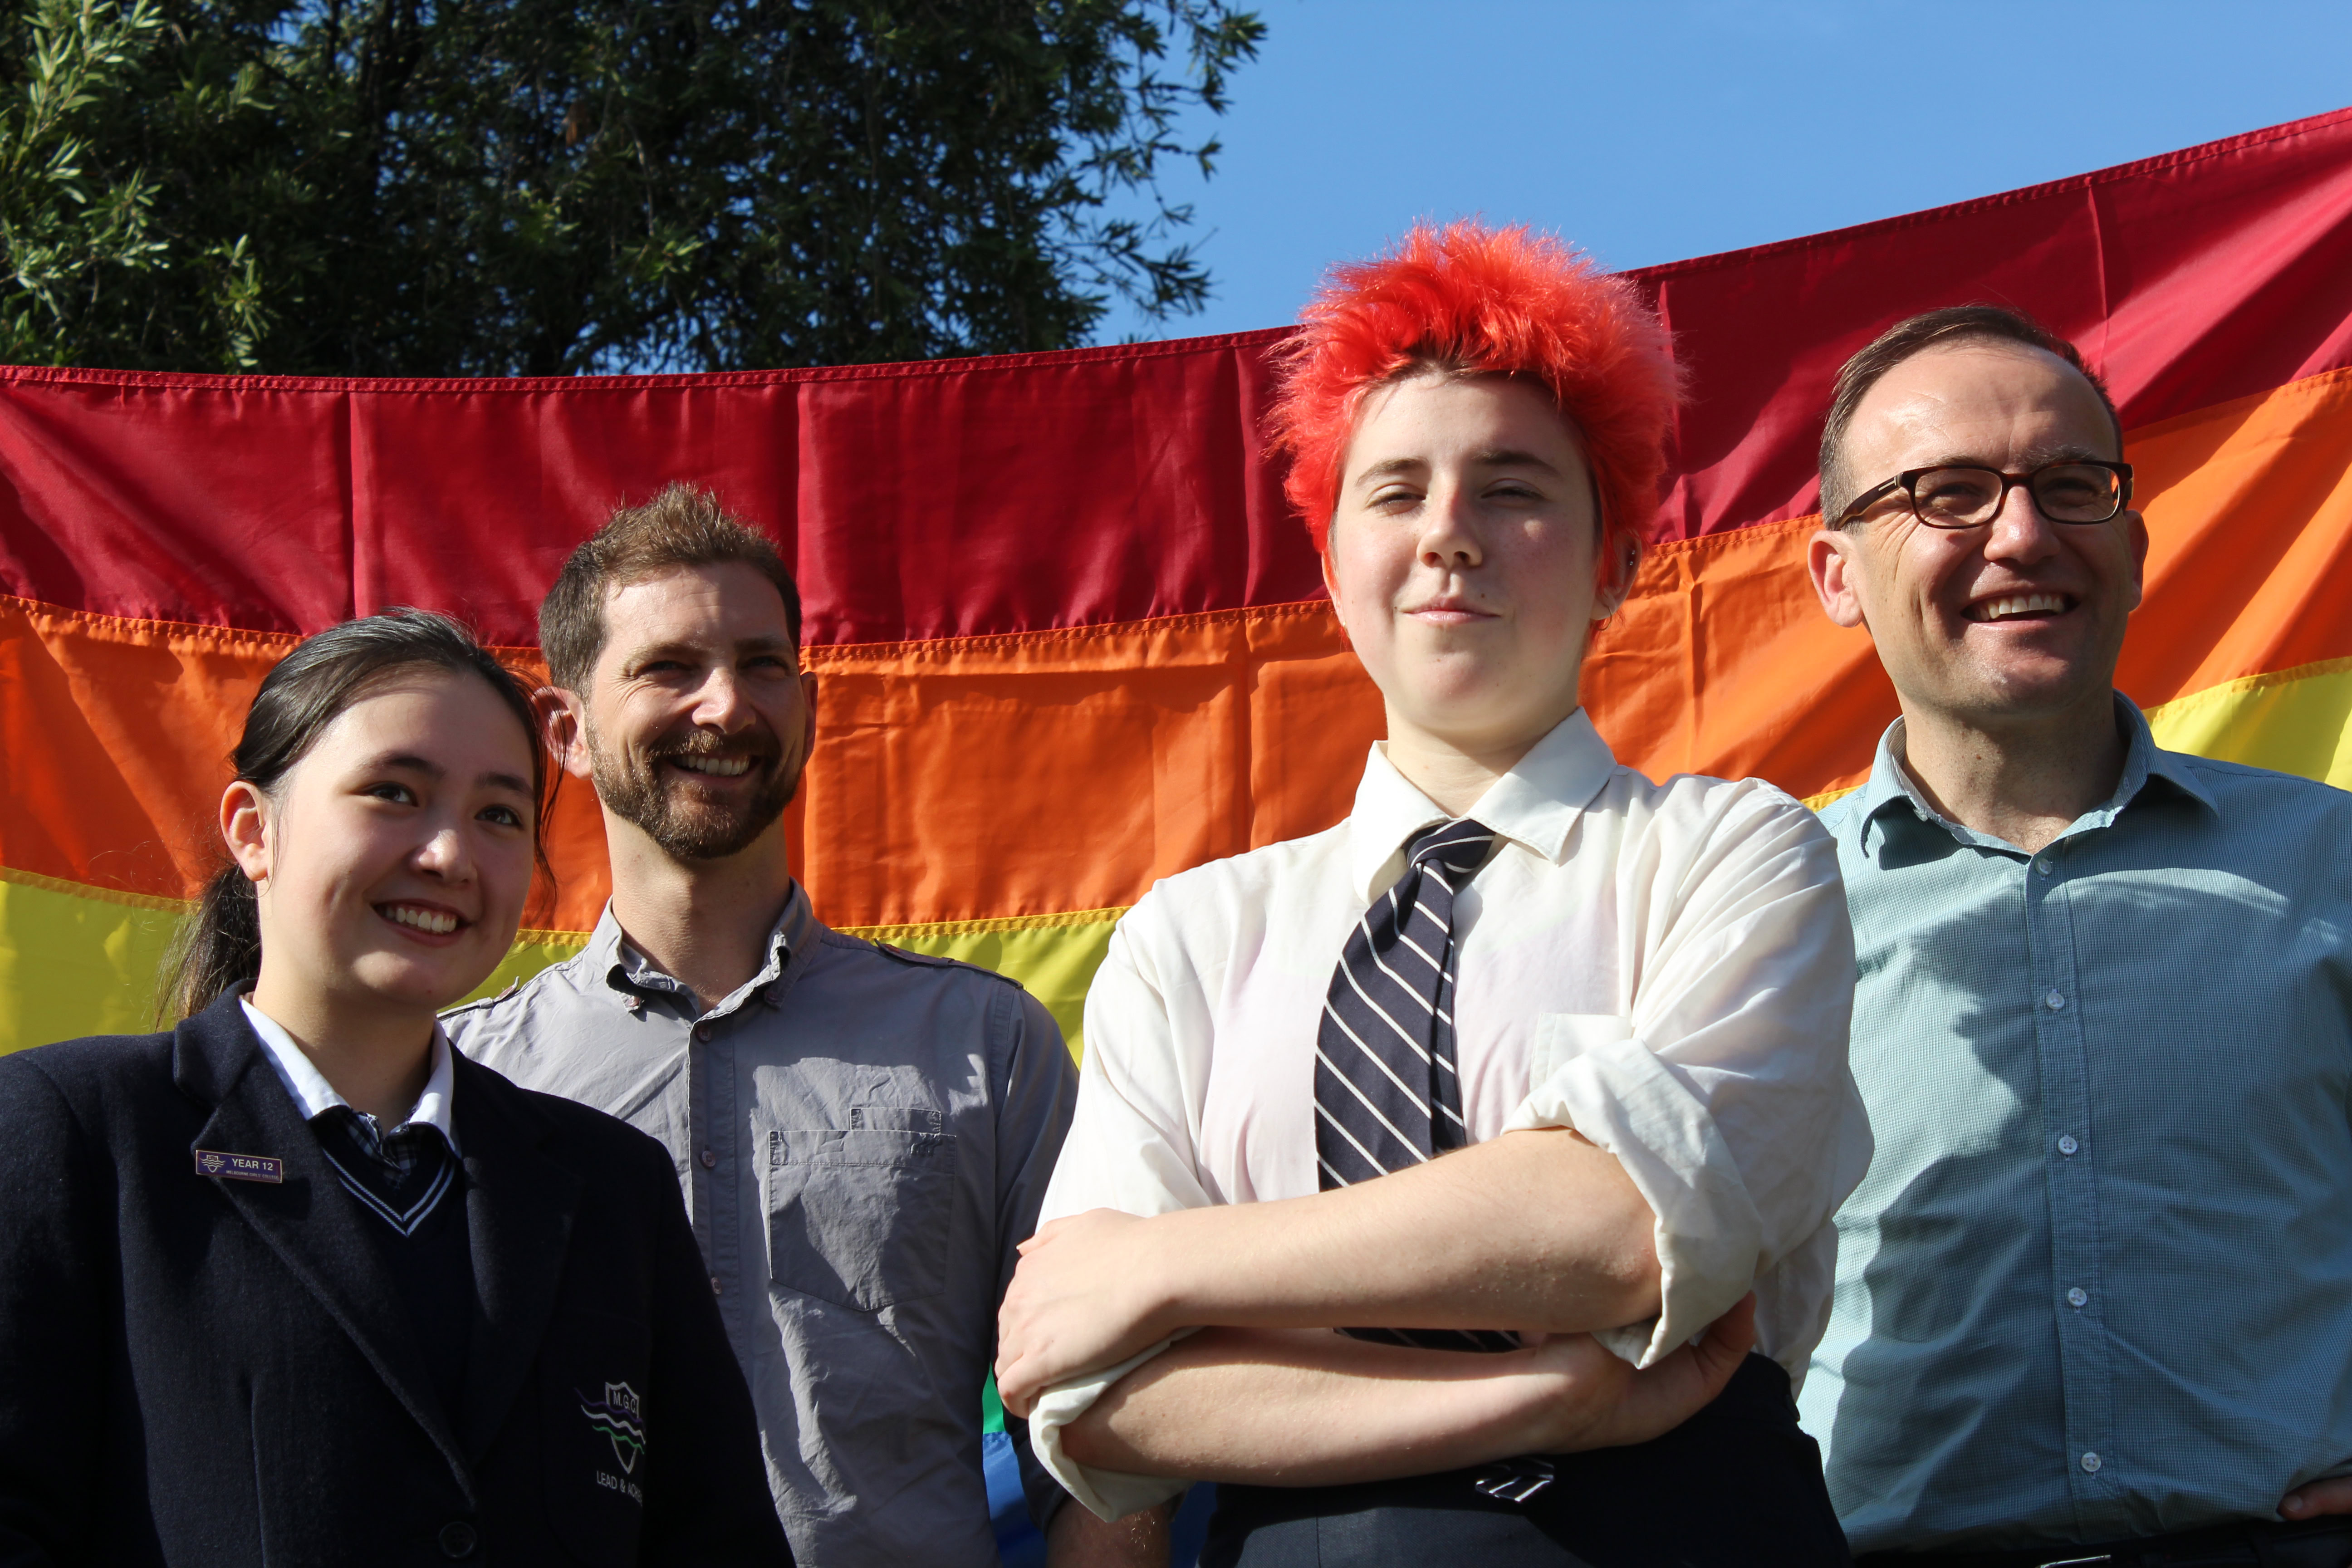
top-left (539, 483), bottom-right (802, 691)
top-left (1819, 305), bottom-right (2122, 529)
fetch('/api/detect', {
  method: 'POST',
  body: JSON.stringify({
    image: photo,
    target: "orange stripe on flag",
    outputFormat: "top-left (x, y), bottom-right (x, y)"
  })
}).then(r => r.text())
top-left (0, 595), bottom-right (1388, 929)
top-left (787, 602), bottom-right (1383, 928)
top-left (0, 602), bottom-right (283, 903)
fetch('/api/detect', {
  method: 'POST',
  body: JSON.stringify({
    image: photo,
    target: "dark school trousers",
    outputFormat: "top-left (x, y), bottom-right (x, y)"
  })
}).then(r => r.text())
top-left (1200, 1352), bottom-right (1851, 1568)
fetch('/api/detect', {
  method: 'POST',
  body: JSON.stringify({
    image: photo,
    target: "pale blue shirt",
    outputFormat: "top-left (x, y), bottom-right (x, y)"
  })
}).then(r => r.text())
top-left (1802, 696), bottom-right (2352, 1553)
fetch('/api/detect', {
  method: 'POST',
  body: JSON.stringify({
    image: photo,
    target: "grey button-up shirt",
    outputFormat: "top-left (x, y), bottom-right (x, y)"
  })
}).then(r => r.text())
top-left (1803, 696), bottom-right (2352, 1553)
top-left (446, 885), bottom-right (1077, 1567)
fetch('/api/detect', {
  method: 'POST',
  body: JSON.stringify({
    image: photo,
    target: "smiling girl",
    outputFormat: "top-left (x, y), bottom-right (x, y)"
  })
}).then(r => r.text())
top-left (0, 609), bottom-right (789, 1567)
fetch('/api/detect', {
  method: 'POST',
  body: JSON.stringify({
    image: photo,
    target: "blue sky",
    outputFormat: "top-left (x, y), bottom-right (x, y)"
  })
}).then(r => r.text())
top-left (1095, 0), bottom-right (2352, 341)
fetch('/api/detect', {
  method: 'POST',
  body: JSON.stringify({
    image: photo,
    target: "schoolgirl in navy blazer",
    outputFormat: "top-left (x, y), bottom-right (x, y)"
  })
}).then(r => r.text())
top-left (0, 610), bottom-right (788, 1567)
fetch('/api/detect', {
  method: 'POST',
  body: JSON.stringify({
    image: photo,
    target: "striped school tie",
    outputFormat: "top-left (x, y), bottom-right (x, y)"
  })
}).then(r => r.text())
top-left (1315, 817), bottom-right (1519, 1356)
top-left (1314, 817), bottom-right (1565, 1501)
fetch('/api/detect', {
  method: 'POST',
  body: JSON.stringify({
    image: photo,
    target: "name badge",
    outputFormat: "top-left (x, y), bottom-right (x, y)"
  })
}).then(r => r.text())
top-left (195, 1149), bottom-right (283, 1184)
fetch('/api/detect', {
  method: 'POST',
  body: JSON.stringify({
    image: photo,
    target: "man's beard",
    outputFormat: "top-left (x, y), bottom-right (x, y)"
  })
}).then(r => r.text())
top-left (584, 719), bottom-right (799, 862)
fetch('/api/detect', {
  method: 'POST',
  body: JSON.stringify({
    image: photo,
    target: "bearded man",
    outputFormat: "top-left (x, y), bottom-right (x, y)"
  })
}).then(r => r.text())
top-left (446, 485), bottom-right (1089, 1567)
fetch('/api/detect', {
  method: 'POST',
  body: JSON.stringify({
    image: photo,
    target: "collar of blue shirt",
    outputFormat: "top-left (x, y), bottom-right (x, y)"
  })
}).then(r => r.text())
top-left (1343, 707), bottom-right (1621, 905)
top-left (1849, 692), bottom-right (2219, 859)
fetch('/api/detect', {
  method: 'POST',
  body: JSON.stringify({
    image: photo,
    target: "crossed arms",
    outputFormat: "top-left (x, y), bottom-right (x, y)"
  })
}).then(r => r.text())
top-left (999, 1126), bottom-right (1759, 1494)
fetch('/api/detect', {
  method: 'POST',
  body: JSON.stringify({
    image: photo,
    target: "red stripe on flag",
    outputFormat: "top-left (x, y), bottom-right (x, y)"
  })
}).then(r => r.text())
top-left (0, 334), bottom-right (1310, 648)
top-left (8, 113), bottom-right (2352, 645)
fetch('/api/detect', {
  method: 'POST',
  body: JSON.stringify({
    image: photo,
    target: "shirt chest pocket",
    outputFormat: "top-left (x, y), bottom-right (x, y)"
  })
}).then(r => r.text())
top-left (765, 1115), bottom-right (959, 1312)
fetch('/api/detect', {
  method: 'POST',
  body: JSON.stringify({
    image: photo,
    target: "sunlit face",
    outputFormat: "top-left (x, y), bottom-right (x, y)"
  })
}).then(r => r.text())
top-left (1323, 372), bottom-right (1613, 755)
top-left (231, 669), bottom-right (539, 1016)
top-left (573, 563), bottom-right (817, 862)
top-left (1809, 341), bottom-right (2147, 730)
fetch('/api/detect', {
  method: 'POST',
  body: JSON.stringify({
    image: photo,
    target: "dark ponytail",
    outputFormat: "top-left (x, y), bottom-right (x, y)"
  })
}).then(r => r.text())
top-left (161, 608), bottom-right (549, 1022)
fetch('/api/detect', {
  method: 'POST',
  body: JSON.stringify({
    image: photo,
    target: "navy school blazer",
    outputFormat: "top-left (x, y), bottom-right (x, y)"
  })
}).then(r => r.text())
top-left (0, 992), bottom-right (792, 1568)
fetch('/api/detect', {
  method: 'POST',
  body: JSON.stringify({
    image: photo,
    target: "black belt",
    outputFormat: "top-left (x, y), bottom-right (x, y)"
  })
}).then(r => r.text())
top-left (1859, 1517), bottom-right (2352, 1568)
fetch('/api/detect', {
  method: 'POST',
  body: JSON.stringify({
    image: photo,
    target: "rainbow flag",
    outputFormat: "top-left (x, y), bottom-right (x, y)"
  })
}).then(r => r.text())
top-left (5, 109), bottom-right (2352, 1057)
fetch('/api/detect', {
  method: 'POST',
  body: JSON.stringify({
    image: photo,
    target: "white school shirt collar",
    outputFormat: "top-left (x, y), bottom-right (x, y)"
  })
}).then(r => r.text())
top-left (1343, 707), bottom-right (1622, 904)
top-left (240, 996), bottom-right (461, 1153)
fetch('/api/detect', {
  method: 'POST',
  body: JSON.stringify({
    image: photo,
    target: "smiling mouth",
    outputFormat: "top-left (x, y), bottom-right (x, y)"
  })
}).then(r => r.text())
top-left (1966, 592), bottom-right (2075, 623)
top-left (665, 754), bottom-right (755, 778)
top-left (378, 902), bottom-right (464, 936)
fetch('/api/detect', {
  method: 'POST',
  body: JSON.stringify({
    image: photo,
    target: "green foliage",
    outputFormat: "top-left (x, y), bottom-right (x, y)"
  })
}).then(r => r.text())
top-left (0, 0), bottom-right (1264, 373)
top-left (0, 0), bottom-right (265, 366)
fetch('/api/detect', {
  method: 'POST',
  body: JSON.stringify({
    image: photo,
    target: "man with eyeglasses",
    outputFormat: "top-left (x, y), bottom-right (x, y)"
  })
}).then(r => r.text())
top-left (1797, 305), bottom-right (2352, 1567)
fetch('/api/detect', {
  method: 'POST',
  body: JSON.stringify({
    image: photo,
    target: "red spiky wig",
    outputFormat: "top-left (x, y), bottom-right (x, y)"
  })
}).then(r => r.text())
top-left (1266, 221), bottom-right (1681, 567)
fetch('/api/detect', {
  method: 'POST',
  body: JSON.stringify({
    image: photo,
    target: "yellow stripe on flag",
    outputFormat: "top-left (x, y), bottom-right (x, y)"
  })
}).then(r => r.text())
top-left (0, 868), bottom-right (185, 1053)
top-left (2145, 658), bottom-right (2352, 789)
top-left (0, 867), bottom-right (1125, 1059)
top-left (850, 909), bottom-right (1123, 1060)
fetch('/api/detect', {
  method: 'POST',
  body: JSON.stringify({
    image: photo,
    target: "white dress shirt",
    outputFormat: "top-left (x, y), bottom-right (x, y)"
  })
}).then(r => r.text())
top-left (1031, 710), bottom-right (1870, 1518)
top-left (241, 996), bottom-right (461, 1152)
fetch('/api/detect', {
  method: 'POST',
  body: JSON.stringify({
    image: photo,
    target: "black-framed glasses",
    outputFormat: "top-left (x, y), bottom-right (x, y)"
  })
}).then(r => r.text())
top-left (1837, 460), bottom-right (2134, 530)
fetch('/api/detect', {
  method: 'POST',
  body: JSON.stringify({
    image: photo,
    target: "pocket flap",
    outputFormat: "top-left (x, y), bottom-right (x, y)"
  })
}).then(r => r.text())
top-left (773, 1126), bottom-right (956, 1170)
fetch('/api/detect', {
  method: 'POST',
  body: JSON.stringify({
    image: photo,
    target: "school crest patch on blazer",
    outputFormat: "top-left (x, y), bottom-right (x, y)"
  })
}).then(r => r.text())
top-left (578, 1381), bottom-right (646, 1474)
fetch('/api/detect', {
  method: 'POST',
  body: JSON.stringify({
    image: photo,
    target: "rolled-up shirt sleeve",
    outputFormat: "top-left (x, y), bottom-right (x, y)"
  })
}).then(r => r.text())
top-left (1505, 785), bottom-right (1868, 1371)
top-left (1027, 910), bottom-right (1207, 1521)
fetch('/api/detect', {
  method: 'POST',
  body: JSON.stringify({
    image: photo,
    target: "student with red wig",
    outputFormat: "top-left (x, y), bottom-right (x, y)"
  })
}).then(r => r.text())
top-left (995, 222), bottom-right (1868, 1566)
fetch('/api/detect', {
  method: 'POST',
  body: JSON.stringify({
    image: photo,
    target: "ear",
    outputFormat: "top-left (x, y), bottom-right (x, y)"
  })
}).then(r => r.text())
top-left (220, 780), bottom-right (272, 883)
top-left (1592, 537), bottom-right (1642, 621)
top-left (2120, 508), bottom-right (2150, 613)
top-left (537, 685), bottom-right (595, 783)
top-left (1318, 537), bottom-right (1357, 649)
top-left (1808, 526), bottom-right (1870, 630)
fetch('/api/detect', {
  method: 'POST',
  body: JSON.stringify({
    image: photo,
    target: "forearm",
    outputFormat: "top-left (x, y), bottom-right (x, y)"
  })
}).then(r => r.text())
top-left (1057, 1327), bottom-right (1571, 1486)
top-left (1147, 1129), bottom-right (1658, 1336)
top-left (999, 1130), bottom-right (1665, 1420)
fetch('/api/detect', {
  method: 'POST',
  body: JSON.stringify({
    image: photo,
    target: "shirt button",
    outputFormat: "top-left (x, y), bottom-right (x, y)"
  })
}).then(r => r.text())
top-left (2036, 858), bottom-right (2054, 876)
top-left (2058, 1134), bottom-right (2079, 1156)
top-left (2081, 1451), bottom-right (2102, 1474)
top-left (694, 1022), bottom-right (713, 1042)
top-left (436, 1520), bottom-right (478, 1558)
top-left (698, 1147), bottom-right (717, 1169)
top-left (2045, 990), bottom-right (2067, 1010)
top-left (2067, 1286), bottom-right (2088, 1308)
top-left (710, 1274), bottom-right (722, 1296)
